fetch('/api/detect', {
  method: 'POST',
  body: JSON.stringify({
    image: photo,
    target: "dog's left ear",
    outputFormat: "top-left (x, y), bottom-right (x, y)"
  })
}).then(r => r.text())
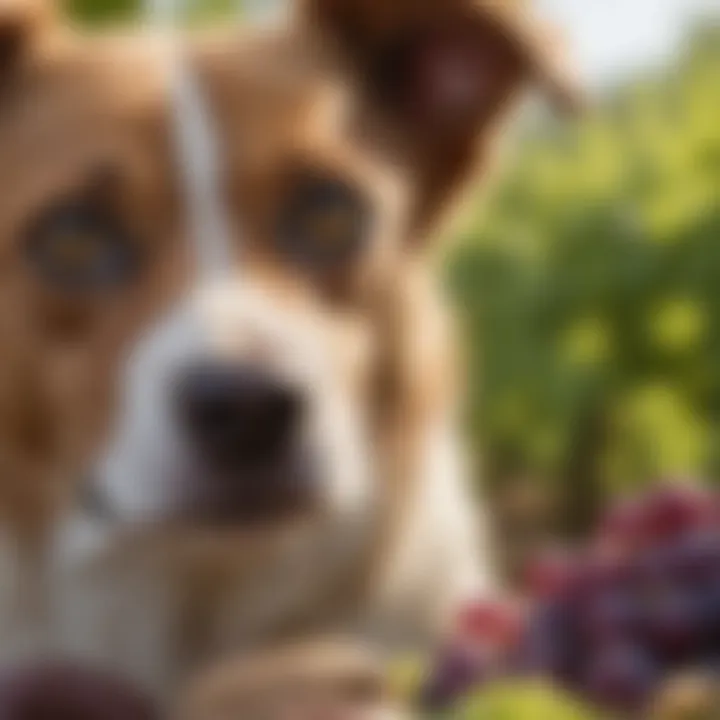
top-left (297, 0), bottom-right (584, 239)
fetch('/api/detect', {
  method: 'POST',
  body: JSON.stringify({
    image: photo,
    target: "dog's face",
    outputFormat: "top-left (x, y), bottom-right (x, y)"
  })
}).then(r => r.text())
top-left (0, 0), bottom-right (577, 538)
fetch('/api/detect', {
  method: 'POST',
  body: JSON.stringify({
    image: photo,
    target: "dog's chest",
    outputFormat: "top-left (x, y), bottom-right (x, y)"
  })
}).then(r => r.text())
top-left (50, 517), bottom-right (371, 693)
top-left (45, 424), bottom-right (484, 696)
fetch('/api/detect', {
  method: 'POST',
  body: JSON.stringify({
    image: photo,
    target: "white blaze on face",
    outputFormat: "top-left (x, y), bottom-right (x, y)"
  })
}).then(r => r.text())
top-left (149, 0), bottom-right (234, 278)
top-left (94, 281), bottom-right (374, 526)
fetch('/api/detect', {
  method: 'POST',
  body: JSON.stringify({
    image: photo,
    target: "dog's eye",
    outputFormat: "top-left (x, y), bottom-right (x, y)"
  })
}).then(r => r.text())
top-left (24, 204), bottom-right (140, 291)
top-left (275, 176), bottom-right (371, 269)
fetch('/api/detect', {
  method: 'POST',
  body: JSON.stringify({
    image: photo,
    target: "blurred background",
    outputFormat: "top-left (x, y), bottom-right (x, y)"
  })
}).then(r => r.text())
top-left (62, 0), bottom-right (720, 580)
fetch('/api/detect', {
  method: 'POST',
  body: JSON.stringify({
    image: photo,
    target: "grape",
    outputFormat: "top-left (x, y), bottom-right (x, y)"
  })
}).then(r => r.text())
top-left (516, 602), bottom-right (577, 682)
top-left (575, 555), bottom-right (632, 599)
top-left (0, 662), bottom-right (158, 720)
top-left (420, 642), bottom-right (497, 711)
top-left (581, 586), bottom-right (641, 643)
top-left (457, 600), bottom-right (523, 651)
top-left (524, 549), bottom-right (579, 601)
top-left (583, 643), bottom-right (658, 712)
top-left (696, 579), bottom-right (720, 651)
top-left (667, 532), bottom-right (720, 586)
top-left (640, 485), bottom-right (716, 544)
top-left (642, 588), bottom-right (703, 662)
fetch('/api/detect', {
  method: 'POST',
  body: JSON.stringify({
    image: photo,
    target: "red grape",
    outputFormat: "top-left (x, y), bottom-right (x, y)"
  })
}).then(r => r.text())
top-left (0, 662), bottom-right (158, 720)
top-left (457, 599), bottom-right (523, 650)
top-left (640, 484), bottom-right (716, 543)
top-left (524, 548), bottom-right (579, 600)
top-left (584, 643), bottom-right (658, 711)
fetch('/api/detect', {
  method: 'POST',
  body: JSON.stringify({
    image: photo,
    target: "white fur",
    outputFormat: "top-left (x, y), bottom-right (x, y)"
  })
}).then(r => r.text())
top-left (365, 422), bottom-right (494, 647)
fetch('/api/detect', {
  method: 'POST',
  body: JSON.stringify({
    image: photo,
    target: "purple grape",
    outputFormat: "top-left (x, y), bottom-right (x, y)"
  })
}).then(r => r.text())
top-left (420, 643), bottom-right (497, 711)
top-left (584, 643), bottom-right (659, 712)
top-left (569, 555), bottom-right (632, 605)
top-left (667, 532), bottom-right (720, 586)
top-left (581, 586), bottom-right (642, 643)
top-left (632, 544), bottom-right (674, 589)
top-left (642, 587), bottom-right (704, 662)
top-left (521, 607), bottom-right (594, 695)
top-left (0, 662), bottom-right (158, 720)
top-left (697, 579), bottom-right (720, 653)
top-left (517, 603), bottom-right (575, 680)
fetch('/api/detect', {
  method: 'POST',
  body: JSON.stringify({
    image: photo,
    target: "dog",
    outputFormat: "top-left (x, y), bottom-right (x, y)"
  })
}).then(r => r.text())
top-left (0, 0), bottom-right (580, 697)
top-left (176, 637), bottom-right (410, 720)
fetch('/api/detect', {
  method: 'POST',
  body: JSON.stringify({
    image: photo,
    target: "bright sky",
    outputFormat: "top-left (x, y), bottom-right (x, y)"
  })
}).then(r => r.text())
top-left (536, 0), bottom-right (719, 87)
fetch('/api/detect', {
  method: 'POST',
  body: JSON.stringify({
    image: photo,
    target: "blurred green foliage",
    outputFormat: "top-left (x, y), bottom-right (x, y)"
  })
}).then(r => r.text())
top-left (63, 0), bottom-right (138, 24)
top-left (448, 27), bottom-right (720, 513)
top-left (63, 0), bottom-right (243, 26)
top-left (450, 683), bottom-right (601, 720)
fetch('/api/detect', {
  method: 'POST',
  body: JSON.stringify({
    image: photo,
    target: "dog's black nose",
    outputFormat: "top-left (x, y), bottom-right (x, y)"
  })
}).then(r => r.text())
top-left (176, 361), bottom-right (304, 471)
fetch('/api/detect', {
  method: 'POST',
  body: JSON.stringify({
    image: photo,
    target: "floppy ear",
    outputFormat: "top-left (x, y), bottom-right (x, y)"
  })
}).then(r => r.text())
top-left (0, 0), bottom-right (54, 83)
top-left (297, 0), bottom-right (583, 240)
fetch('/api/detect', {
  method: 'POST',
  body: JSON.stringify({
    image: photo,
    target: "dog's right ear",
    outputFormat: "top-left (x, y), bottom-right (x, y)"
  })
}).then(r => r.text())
top-left (0, 0), bottom-right (54, 83)
top-left (295, 0), bottom-right (584, 241)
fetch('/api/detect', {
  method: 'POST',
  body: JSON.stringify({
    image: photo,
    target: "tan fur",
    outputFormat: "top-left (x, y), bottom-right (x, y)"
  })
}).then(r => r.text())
top-left (176, 638), bottom-right (410, 720)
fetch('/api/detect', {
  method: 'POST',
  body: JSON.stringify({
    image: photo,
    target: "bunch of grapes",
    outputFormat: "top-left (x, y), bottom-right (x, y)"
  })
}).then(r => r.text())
top-left (519, 483), bottom-right (720, 715)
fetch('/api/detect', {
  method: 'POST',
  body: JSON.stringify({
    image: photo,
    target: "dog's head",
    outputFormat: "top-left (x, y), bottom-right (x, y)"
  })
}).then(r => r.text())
top-left (0, 0), bottom-right (579, 539)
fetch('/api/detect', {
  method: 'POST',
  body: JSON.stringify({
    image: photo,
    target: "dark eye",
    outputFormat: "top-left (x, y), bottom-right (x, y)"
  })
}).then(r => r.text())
top-left (275, 175), bottom-right (372, 269)
top-left (24, 203), bottom-right (140, 291)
